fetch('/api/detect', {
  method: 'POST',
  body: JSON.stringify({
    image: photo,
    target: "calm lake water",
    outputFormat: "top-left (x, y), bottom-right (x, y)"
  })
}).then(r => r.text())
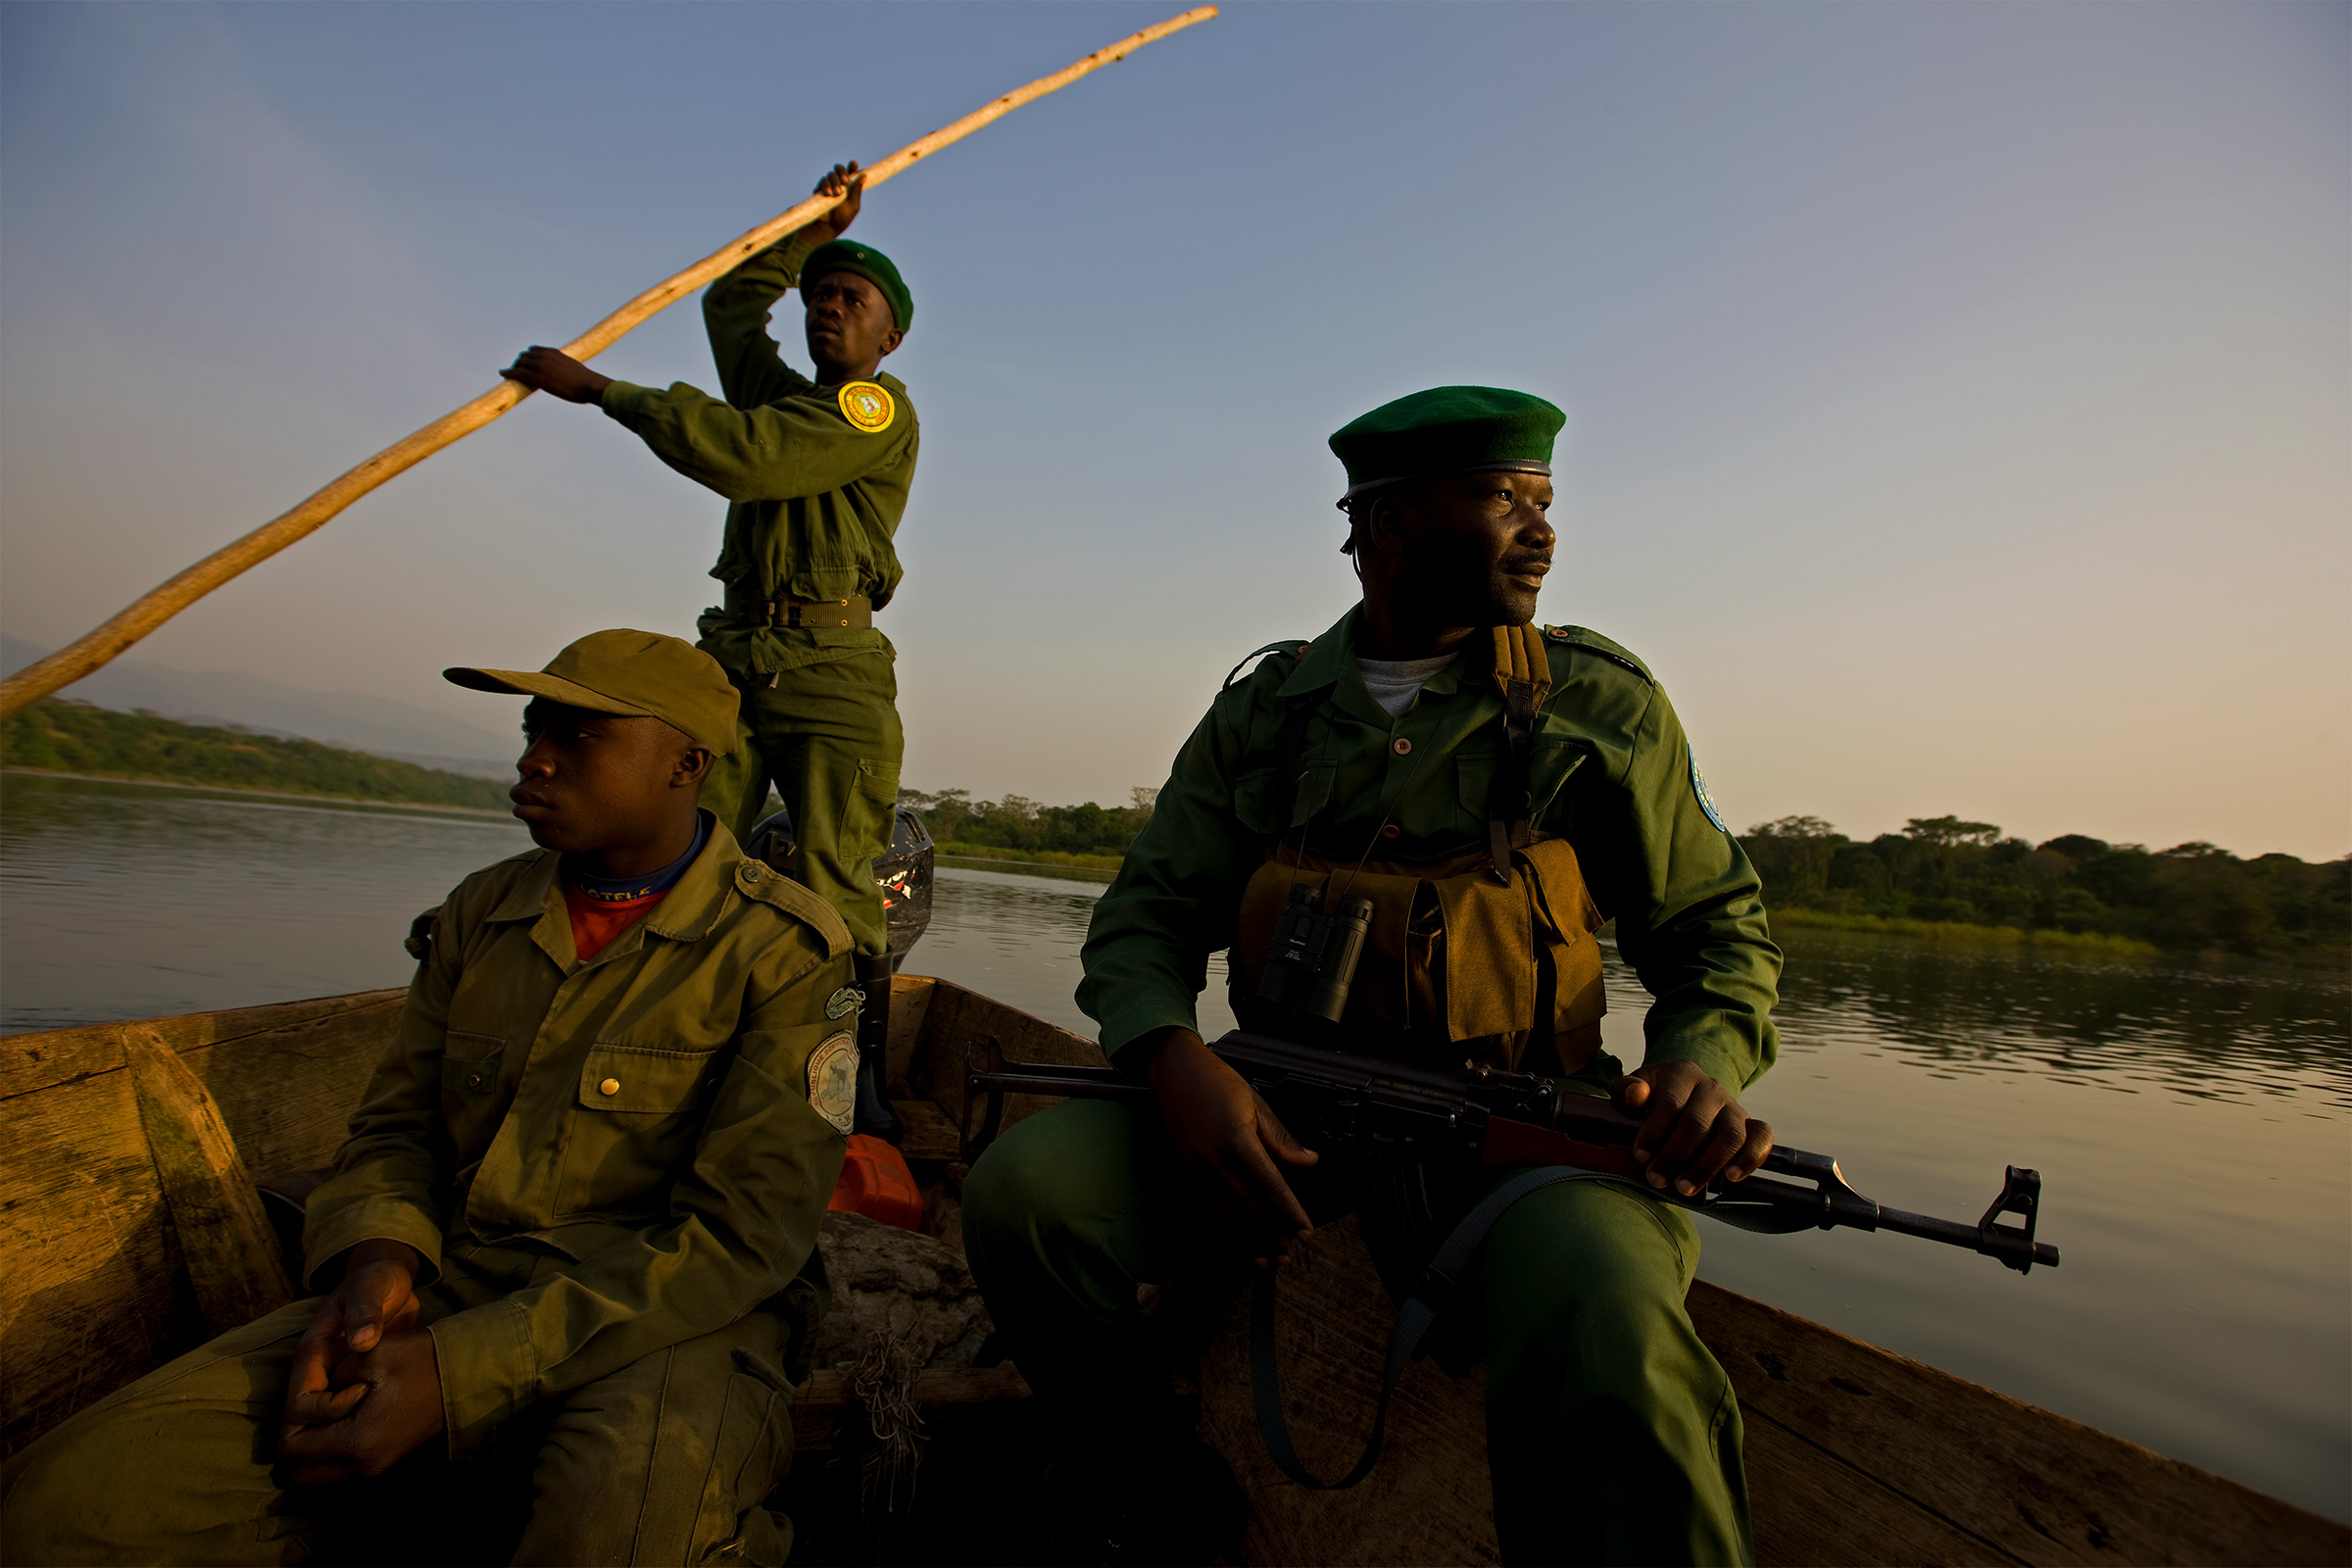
top-left (5, 772), bottom-right (2347, 1520)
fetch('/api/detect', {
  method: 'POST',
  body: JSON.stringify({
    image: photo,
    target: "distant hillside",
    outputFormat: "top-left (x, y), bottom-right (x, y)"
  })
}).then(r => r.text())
top-left (2, 699), bottom-right (512, 811)
top-left (0, 634), bottom-right (515, 776)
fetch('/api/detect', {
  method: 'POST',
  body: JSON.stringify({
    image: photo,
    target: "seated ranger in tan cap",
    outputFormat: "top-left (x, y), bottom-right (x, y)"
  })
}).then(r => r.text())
top-left (3, 629), bottom-right (862, 1567)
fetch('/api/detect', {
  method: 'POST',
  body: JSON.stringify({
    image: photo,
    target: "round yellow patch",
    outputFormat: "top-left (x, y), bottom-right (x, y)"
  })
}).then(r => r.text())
top-left (836, 380), bottom-right (895, 434)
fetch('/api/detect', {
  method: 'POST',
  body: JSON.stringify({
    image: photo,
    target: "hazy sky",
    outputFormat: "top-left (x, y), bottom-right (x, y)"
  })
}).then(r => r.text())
top-left (3, 2), bottom-right (2344, 859)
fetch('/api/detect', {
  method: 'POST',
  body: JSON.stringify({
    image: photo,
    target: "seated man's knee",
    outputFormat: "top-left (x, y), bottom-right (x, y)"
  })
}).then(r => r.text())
top-left (961, 1098), bottom-right (1145, 1275)
top-left (1480, 1179), bottom-right (1701, 1372)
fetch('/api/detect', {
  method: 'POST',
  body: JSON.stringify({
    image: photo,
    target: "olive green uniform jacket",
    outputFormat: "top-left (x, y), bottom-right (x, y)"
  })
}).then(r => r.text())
top-left (1080, 606), bottom-right (1782, 1093)
top-left (302, 820), bottom-right (858, 1457)
top-left (595, 231), bottom-right (919, 681)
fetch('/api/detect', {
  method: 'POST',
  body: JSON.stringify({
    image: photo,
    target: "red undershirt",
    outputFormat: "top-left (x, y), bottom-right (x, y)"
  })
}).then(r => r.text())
top-left (563, 883), bottom-right (670, 963)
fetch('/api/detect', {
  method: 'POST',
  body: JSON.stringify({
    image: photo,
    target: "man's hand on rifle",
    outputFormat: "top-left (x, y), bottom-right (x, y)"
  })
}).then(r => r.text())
top-left (1143, 1027), bottom-right (1319, 1266)
top-left (1614, 1061), bottom-right (1773, 1198)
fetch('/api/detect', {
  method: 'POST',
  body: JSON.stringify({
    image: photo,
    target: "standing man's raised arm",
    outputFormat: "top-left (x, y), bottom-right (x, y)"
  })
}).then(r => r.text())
top-left (704, 163), bottom-right (864, 410)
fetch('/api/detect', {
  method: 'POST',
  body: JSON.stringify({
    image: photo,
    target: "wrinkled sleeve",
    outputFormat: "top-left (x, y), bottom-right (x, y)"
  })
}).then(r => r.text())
top-left (1575, 683), bottom-right (1782, 1094)
top-left (424, 949), bottom-right (854, 1455)
top-left (598, 375), bottom-right (912, 504)
top-left (703, 232), bottom-right (821, 409)
top-left (1078, 692), bottom-right (1268, 1069)
top-left (300, 903), bottom-right (466, 1288)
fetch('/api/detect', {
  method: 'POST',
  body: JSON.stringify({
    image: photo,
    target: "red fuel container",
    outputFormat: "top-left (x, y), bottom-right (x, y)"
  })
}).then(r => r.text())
top-left (827, 1134), bottom-right (924, 1230)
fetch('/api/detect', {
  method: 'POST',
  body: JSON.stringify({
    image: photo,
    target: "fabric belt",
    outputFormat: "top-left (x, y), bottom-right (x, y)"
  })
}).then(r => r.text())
top-left (718, 585), bottom-right (874, 629)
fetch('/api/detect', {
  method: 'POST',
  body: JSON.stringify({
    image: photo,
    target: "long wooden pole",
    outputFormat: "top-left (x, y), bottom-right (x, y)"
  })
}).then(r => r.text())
top-left (0, 7), bottom-right (1216, 719)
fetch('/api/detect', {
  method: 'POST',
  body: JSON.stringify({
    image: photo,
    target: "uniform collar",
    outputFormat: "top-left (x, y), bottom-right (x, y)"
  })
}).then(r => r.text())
top-left (638, 816), bottom-right (748, 945)
top-left (1279, 604), bottom-right (1476, 720)
top-left (488, 813), bottom-right (747, 956)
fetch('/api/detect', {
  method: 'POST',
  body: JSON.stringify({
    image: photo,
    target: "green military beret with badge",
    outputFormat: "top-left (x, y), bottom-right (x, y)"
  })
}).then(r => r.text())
top-left (1328, 385), bottom-right (1567, 502)
top-left (444, 627), bottom-right (741, 755)
top-left (803, 239), bottom-right (913, 333)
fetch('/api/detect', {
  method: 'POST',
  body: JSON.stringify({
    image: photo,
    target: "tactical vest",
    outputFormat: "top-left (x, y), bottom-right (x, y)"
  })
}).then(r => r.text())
top-left (1227, 624), bottom-right (1608, 1078)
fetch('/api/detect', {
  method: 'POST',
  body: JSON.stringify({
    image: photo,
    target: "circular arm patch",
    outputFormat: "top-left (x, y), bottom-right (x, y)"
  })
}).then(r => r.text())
top-left (807, 1031), bottom-right (858, 1133)
top-left (836, 381), bottom-right (895, 434)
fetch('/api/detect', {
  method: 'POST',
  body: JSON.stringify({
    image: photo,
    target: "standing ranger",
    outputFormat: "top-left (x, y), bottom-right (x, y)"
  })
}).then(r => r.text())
top-left (506, 163), bottom-right (915, 1129)
top-left (961, 387), bottom-right (1784, 1564)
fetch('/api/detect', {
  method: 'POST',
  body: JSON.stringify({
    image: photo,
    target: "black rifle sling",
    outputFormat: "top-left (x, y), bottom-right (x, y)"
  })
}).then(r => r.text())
top-left (1250, 1164), bottom-right (1639, 1490)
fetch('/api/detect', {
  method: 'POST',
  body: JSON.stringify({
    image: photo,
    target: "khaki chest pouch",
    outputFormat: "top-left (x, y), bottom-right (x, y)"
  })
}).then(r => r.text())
top-left (1238, 624), bottom-right (1600, 1074)
top-left (1229, 843), bottom-right (1607, 1079)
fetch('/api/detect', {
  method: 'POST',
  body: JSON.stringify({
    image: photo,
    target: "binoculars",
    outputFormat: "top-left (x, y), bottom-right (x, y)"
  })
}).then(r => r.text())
top-left (1255, 881), bottom-right (1374, 1023)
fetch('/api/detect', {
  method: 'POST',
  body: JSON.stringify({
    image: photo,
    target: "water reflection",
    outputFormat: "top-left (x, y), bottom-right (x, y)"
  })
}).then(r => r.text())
top-left (1756, 929), bottom-right (2349, 1109)
top-left (1, 772), bottom-right (530, 1031)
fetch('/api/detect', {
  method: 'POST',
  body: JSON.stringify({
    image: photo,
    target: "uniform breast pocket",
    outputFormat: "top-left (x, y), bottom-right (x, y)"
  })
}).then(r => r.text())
top-left (439, 1032), bottom-right (505, 1154)
top-left (1454, 749), bottom-right (1502, 818)
top-left (1525, 741), bottom-right (1588, 819)
top-left (1234, 763), bottom-right (1333, 837)
top-left (558, 1043), bottom-right (728, 1218)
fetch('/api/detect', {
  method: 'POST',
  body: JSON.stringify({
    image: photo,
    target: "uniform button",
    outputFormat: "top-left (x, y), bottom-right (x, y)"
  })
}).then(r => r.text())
top-left (599, 1077), bottom-right (621, 1097)
top-left (466, 1073), bottom-right (485, 1090)
top-left (1381, 823), bottom-right (1401, 839)
top-left (742, 863), bottom-right (763, 883)
top-left (1393, 737), bottom-right (1412, 756)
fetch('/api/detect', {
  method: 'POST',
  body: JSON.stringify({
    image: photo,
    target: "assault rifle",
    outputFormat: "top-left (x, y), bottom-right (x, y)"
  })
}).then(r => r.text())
top-left (964, 1028), bottom-right (2057, 1274)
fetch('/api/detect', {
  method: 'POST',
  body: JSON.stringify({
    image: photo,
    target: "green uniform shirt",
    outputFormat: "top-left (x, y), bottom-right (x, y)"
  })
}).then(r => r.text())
top-left (598, 232), bottom-right (919, 678)
top-left (1080, 605), bottom-right (1782, 1094)
top-left (302, 819), bottom-right (856, 1455)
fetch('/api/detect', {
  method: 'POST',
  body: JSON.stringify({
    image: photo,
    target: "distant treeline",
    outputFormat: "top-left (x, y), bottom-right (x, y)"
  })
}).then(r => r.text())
top-left (2, 699), bottom-right (512, 812)
top-left (904, 787), bottom-right (2346, 963)
top-left (1743, 815), bottom-right (2347, 963)
top-left (902, 787), bottom-right (1157, 864)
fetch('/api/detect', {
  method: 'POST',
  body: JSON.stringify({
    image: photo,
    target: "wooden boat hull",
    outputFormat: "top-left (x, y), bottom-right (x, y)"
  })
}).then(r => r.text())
top-left (3, 981), bottom-right (2342, 1566)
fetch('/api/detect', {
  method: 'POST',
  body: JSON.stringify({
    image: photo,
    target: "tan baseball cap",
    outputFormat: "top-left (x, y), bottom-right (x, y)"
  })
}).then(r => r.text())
top-left (444, 628), bottom-right (739, 755)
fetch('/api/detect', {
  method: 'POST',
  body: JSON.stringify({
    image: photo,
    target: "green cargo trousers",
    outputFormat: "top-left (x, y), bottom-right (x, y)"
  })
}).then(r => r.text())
top-left (1, 1253), bottom-right (800, 1567)
top-left (701, 648), bottom-right (902, 957)
top-left (961, 1098), bottom-right (1754, 1568)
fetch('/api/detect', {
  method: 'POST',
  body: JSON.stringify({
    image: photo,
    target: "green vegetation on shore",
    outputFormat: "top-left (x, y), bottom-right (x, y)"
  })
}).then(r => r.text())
top-left (905, 788), bottom-right (1157, 863)
top-left (1743, 815), bottom-right (2346, 965)
top-left (906, 788), bottom-right (2345, 964)
top-left (2, 699), bottom-right (511, 812)
top-left (936, 842), bottom-right (1125, 870)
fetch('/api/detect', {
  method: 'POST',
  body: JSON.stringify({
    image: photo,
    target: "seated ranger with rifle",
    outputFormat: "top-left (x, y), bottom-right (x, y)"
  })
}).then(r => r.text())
top-left (3, 630), bottom-right (859, 1566)
top-left (962, 388), bottom-right (1784, 1566)
top-left (503, 163), bottom-right (915, 1132)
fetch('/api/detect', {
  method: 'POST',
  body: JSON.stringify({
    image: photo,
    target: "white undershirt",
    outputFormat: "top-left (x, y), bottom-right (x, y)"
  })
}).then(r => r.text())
top-left (1356, 653), bottom-right (1459, 718)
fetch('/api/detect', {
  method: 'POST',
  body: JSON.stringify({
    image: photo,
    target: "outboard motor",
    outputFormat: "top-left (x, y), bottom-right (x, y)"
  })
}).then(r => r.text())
top-left (746, 802), bottom-right (935, 1143)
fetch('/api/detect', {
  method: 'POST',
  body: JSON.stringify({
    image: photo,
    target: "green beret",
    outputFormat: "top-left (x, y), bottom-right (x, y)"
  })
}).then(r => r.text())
top-left (1328, 386), bottom-right (1565, 501)
top-left (803, 239), bottom-right (912, 333)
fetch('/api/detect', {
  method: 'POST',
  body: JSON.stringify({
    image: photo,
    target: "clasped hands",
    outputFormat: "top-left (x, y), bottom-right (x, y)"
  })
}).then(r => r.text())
top-left (275, 1239), bottom-right (445, 1484)
top-left (1141, 1027), bottom-right (1774, 1268)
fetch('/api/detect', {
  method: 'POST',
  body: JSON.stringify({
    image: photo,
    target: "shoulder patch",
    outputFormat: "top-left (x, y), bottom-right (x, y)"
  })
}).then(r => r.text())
top-left (806, 1032), bottom-right (858, 1133)
top-left (1222, 639), bottom-right (1312, 691)
top-left (732, 859), bottom-right (852, 956)
top-left (836, 380), bottom-right (895, 434)
top-left (1690, 753), bottom-right (1730, 833)
top-left (1543, 624), bottom-right (1653, 684)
